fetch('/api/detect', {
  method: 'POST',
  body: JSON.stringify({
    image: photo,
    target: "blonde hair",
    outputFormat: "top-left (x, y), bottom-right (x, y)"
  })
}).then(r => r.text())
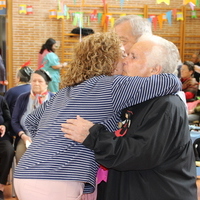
top-left (61, 32), bottom-right (122, 87)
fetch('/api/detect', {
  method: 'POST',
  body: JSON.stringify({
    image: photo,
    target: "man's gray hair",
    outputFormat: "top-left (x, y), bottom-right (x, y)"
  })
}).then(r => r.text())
top-left (138, 35), bottom-right (180, 74)
top-left (114, 15), bottom-right (152, 40)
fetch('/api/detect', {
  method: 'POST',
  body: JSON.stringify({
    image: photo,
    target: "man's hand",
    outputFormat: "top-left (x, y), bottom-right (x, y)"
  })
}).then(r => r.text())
top-left (61, 115), bottom-right (94, 143)
top-left (0, 125), bottom-right (5, 137)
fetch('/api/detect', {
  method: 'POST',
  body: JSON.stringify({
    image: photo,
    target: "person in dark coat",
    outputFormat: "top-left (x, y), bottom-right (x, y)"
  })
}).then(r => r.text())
top-left (0, 96), bottom-right (15, 200)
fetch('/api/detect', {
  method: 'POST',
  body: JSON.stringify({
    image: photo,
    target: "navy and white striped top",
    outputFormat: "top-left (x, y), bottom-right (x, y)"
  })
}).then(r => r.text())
top-left (14, 74), bottom-right (181, 193)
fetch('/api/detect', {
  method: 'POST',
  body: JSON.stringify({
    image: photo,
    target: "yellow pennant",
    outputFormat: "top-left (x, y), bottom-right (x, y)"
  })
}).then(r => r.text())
top-left (157, 0), bottom-right (170, 5)
top-left (183, 0), bottom-right (196, 5)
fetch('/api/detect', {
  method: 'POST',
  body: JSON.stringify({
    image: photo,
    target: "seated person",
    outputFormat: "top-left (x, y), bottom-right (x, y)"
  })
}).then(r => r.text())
top-left (4, 61), bottom-right (33, 115)
top-left (180, 61), bottom-right (198, 101)
top-left (0, 96), bottom-right (15, 200)
top-left (11, 69), bottom-right (54, 164)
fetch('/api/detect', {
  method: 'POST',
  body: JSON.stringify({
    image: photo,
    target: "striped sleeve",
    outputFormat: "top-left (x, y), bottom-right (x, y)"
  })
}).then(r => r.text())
top-left (111, 73), bottom-right (181, 112)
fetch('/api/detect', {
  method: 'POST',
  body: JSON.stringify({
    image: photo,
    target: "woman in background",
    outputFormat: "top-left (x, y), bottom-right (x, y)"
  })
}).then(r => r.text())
top-left (180, 61), bottom-right (198, 102)
top-left (38, 38), bottom-right (67, 93)
top-left (11, 69), bottom-right (54, 163)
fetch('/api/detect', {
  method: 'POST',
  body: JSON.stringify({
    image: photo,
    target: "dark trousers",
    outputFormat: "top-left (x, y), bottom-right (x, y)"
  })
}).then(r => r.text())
top-left (0, 140), bottom-right (14, 184)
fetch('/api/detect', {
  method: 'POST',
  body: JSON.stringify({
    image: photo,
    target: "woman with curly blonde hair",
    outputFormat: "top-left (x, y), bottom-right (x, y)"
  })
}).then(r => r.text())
top-left (14, 31), bottom-right (180, 200)
top-left (61, 32), bottom-right (122, 88)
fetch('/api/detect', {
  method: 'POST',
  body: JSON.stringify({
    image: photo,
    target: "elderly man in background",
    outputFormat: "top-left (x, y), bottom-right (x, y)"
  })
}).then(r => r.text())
top-left (62, 35), bottom-right (197, 200)
top-left (114, 15), bottom-right (152, 54)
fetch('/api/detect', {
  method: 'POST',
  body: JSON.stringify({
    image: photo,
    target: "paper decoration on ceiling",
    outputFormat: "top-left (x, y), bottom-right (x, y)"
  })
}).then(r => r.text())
top-left (26, 6), bottom-right (33, 15)
top-left (183, 0), bottom-right (196, 5)
top-left (19, 5), bottom-right (27, 14)
top-left (156, 0), bottom-right (170, 5)
top-left (49, 9), bottom-right (57, 18)
top-left (0, 1), bottom-right (6, 8)
top-left (177, 12), bottom-right (184, 20)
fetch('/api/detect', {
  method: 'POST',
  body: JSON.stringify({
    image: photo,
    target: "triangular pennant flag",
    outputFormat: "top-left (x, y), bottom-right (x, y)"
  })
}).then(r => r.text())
top-left (120, 0), bottom-right (125, 7)
top-left (57, 11), bottom-right (64, 19)
top-left (183, 0), bottom-right (196, 5)
top-left (189, 2), bottom-right (196, 10)
top-left (156, 0), bottom-right (170, 5)
top-left (191, 10), bottom-right (197, 18)
top-left (110, 17), bottom-right (115, 28)
top-left (101, 14), bottom-right (106, 26)
top-left (166, 10), bottom-right (172, 25)
top-left (172, 9), bottom-right (177, 18)
top-left (97, 13), bottom-right (102, 23)
top-left (98, 13), bottom-right (103, 23)
top-left (152, 16), bottom-right (157, 30)
top-left (157, 14), bottom-right (164, 29)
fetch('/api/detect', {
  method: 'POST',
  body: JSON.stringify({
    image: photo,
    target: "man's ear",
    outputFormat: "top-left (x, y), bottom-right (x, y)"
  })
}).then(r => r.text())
top-left (151, 65), bottom-right (162, 75)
